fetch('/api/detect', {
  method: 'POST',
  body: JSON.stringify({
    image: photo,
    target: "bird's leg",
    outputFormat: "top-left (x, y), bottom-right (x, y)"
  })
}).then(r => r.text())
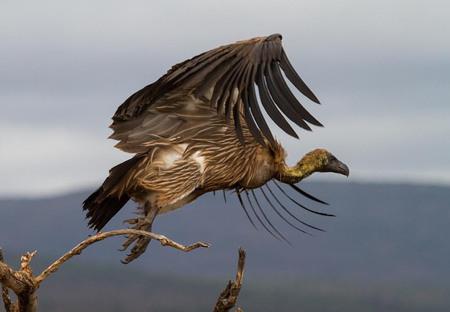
top-left (120, 203), bottom-right (159, 264)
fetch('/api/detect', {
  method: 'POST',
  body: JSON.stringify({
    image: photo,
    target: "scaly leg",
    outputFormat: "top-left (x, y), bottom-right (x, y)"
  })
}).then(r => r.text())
top-left (120, 203), bottom-right (159, 264)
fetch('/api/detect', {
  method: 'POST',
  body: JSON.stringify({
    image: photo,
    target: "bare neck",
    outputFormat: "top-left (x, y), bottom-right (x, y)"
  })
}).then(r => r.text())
top-left (275, 159), bottom-right (317, 184)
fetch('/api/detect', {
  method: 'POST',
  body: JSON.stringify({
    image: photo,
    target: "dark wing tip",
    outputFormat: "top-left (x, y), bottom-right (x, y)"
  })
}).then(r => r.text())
top-left (279, 50), bottom-right (321, 104)
top-left (112, 34), bottom-right (322, 148)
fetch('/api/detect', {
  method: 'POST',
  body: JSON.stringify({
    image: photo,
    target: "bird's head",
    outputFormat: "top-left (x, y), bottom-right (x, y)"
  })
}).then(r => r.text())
top-left (298, 148), bottom-right (349, 177)
top-left (277, 148), bottom-right (349, 184)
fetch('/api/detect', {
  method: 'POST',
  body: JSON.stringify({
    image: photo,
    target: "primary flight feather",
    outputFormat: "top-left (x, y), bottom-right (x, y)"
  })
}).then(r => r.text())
top-left (83, 34), bottom-right (349, 263)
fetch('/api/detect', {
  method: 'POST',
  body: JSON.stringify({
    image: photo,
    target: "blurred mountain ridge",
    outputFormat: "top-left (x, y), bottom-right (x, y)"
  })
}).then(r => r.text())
top-left (0, 181), bottom-right (449, 311)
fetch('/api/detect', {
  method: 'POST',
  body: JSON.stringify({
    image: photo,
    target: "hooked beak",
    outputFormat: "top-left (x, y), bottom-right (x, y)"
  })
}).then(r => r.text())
top-left (323, 159), bottom-right (350, 177)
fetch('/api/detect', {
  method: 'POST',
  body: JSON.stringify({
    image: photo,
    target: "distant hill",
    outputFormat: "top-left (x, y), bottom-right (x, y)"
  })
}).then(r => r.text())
top-left (1, 182), bottom-right (449, 311)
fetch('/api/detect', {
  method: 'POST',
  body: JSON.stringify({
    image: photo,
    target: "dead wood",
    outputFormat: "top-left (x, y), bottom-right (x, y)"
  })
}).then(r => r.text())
top-left (213, 248), bottom-right (246, 312)
top-left (0, 229), bottom-right (209, 312)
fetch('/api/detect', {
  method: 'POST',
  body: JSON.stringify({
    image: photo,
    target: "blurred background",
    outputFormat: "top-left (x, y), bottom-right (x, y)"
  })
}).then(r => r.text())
top-left (1, 0), bottom-right (449, 311)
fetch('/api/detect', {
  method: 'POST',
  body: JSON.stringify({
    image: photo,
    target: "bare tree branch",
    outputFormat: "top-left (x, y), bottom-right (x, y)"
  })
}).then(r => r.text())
top-left (3, 234), bottom-right (249, 312)
top-left (35, 229), bottom-right (209, 285)
top-left (0, 248), bottom-right (38, 312)
top-left (0, 229), bottom-right (209, 312)
top-left (214, 248), bottom-right (246, 312)
top-left (2, 285), bottom-right (12, 312)
top-left (0, 248), bottom-right (13, 312)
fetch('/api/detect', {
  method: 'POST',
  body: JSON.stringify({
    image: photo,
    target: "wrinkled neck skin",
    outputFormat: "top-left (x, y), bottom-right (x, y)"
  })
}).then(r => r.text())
top-left (275, 159), bottom-right (318, 184)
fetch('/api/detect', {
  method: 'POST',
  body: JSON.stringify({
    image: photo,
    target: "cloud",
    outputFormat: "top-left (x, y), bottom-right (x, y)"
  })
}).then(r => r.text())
top-left (1, 0), bottom-right (449, 195)
top-left (0, 123), bottom-right (129, 196)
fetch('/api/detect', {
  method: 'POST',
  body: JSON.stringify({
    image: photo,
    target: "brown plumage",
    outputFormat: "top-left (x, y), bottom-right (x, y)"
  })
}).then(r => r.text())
top-left (83, 34), bottom-right (349, 263)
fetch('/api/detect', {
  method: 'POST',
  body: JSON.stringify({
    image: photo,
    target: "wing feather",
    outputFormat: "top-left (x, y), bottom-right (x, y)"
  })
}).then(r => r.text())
top-left (279, 50), bottom-right (320, 104)
top-left (256, 68), bottom-right (299, 138)
top-left (265, 65), bottom-right (312, 131)
top-left (271, 63), bottom-right (323, 127)
top-left (111, 34), bottom-right (322, 151)
top-left (244, 83), bottom-right (267, 145)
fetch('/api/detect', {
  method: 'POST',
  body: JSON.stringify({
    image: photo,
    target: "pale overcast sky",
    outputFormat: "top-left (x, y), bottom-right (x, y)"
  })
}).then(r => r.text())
top-left (1, 0), bottom-right (449, 196)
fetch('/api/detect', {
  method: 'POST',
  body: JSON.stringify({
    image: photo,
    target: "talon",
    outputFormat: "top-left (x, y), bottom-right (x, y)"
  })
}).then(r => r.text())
top-left (121, 235), bottom-right (139, 251)
top-left (121, 236), bottom-right (151, 263)
top-left (119, 205), bottom-right (157, 263)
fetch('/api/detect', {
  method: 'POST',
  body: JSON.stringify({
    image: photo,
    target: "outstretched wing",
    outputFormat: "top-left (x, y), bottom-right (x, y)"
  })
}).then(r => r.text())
top-left (111, 34), bottom-right (322, 152)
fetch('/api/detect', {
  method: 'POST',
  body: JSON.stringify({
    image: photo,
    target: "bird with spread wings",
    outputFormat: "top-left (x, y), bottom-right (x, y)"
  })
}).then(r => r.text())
top-left (83, 34), bottom-right (349, 263)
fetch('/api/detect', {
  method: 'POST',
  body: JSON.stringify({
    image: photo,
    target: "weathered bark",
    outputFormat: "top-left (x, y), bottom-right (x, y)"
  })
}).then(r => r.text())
top-left (1, 230), bottom-right (247, 311)
top-left (214, 248), bottom-right (246, 312)
top-left (0, 230), bottom-right (209, 312)
top-left (0, 249), bottom-right (38, 312)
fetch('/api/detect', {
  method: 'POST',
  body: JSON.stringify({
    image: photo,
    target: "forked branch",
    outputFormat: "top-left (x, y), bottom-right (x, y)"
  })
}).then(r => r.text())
top-left (0, 229), bottom-right (209, 312)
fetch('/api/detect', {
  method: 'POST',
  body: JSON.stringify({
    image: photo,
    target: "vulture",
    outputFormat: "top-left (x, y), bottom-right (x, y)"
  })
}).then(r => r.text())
top-left (83, 34), bottom-right (349, 263)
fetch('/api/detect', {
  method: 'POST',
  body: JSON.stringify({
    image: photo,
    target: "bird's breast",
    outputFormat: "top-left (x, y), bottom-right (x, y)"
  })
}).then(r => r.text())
top-left (195, 143), bottom-right (276, 191)
top-left (238, 147), bottom-right (276, 189)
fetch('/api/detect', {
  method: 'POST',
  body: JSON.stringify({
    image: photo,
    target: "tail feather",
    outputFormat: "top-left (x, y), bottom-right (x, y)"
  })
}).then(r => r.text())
top-left (83, 189), bottom-right (130, 231)
top-left (83, 156), bottom-right (143, 231)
